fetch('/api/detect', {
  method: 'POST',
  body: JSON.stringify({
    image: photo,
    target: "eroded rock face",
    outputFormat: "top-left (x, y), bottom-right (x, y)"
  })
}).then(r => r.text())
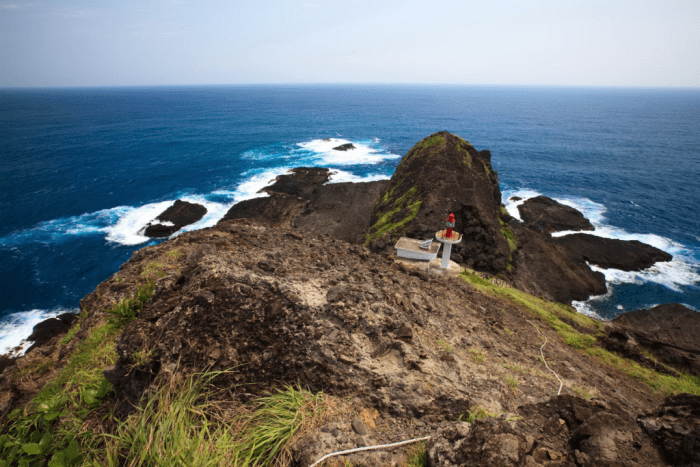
top-left (518, 196), bottom-right (594, 233)
top-left (609, 303), bottom-right (700, 375)
top-left (143, 200), bottom-right (207, 238)
top-left (639, 394), bottom-right (700, 467)
top-left (427, 395), bottom-right (663, 467)
top-left (366, 132), bottom-right (510, 274)
top-left (109, 220), bottom-right (514, 417)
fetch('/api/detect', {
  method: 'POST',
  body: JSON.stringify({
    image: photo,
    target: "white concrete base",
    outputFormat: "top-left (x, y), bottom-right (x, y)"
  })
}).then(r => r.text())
top-left (392, 255), bottom-right (461, 278)
top-left (428, 258), bottom-right (461, 278)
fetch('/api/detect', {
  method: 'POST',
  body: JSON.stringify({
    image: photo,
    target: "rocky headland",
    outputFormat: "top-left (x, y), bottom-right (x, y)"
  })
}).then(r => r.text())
top-left (1, 132), bottom-right (697, 466)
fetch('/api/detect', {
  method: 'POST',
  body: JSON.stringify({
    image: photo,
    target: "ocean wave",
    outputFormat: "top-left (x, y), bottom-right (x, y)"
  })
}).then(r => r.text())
top-left (327, 169), bottom-right (390, 184)
top-left (296, 138), bottom-right (400, 165)
top-left (0, 308), bottom-right (78, 357)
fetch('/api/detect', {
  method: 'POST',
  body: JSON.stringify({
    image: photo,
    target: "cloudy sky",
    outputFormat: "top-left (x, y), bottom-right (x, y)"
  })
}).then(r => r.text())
top-left (1, 0), bottom-right (698, 87)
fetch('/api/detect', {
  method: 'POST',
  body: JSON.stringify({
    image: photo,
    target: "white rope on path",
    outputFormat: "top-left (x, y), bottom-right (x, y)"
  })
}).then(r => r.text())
top-left (526, 319), bottom-right (563, 396)
top-left (308, 436), bottom-right (431, 467)
top-left (309, 321), bottom-right (561, 467)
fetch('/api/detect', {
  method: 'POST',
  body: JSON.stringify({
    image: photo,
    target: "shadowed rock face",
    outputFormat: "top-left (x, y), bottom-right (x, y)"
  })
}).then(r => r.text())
top-left (639, 394), bottom-right (700, 467)
top-left (143, 200), bottom-right (207, 238)
top-left (220, 167), bottom-right (389, 244)
top-left (518, 196), bottom-right (594, 233)
top-left (553, 234), bottom-right (672, 271)
top-left (427, 395), bottom-right (664, 467)
top-left (609, 303), bottom-right (700, 375)
top-left (366, 131), bottom-right (510, 274)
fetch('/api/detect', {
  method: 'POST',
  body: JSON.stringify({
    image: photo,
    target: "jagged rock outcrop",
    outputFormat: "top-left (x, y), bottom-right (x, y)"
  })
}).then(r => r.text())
top-left (25, 313), bottom-right (78, 354)
top-left (607, 304), bottom-right (700, 375)
top-left (333, 143), bottom-right (355, 151)
top-left (366, 132), bottom-right (510, 274)
top-left (554, 234), bottom-right (672, 271)
top-left (639, 394), bottom-right (700, 467)
top-left (509, 225), bottom-right (608, 303)
top-left (517, 196), bottom-right (595, 233)
top-left (428, 395), bottom-right (664, 466)
top-left (143, 199), bottom-right (207, 237)
top-left (219, 168), bottom-right (389, 244)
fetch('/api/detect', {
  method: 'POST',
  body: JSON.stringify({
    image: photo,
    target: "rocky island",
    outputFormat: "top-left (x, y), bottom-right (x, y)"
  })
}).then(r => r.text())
top-left (1, 132), bottom-right (698, 466)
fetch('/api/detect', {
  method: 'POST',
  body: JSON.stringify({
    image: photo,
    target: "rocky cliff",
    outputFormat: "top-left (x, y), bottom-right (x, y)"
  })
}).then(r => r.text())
top-left (0, 132), bottom-right (696, 467)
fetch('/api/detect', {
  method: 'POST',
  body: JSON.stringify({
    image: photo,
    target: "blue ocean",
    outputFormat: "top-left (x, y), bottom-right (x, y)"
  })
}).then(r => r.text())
top-left (2, 85), bottom-right (699, 354)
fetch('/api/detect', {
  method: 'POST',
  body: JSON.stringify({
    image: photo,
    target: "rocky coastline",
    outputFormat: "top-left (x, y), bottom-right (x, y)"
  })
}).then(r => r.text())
top-left (1, 132), bottom-right (698, 466)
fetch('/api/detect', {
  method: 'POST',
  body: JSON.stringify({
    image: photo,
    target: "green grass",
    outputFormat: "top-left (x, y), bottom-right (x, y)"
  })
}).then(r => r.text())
top-left (459, 269), bottom-right (700, 396)
top-left (165, 249), bottom-right (182, 261)
top-left (469, 348), bottom-right (485, 364)
top-left (456, 144), bottom-right (472, 167)
top-left (572, 385), bottom-right (596, 400)
top-left (416, 134), bottom-right (446, 150)
top-left (501, 363), bottom-right (526, 374)
top-left (101, 370), bottom-right (239, 467)
top-left (461, 405), bottom-right (493, 423)
top-left (104, 280), bottom-right (155, 328)
top-left (235, 385), bottom-right (327, 467)
top-left (504, 375), bottom-right (518, 393)
top-left (60, 322), bottom-right (80, 345)
top-left (436, 339), bottom-right (454, 353)
top-left (141, 261), bottom-right (165, 278)
top-left (381, 178), bottom-right (404, 204)
top-left (405, 441), bottom-right (427, 467)
top-left (365, 187), bottom-right (422, 246)
top-left (0, 281), bottom-right (157, 466)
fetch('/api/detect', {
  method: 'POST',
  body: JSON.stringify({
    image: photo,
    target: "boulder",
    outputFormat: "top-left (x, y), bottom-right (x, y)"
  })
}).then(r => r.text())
top-left (143, 200), bottom-right (207, 238)
top-left (554, 234), bottom-right (672, 271)
top-left (333, 143), bottom-right (356, 151)
top-left (518, 196), bottom-right (594, 233)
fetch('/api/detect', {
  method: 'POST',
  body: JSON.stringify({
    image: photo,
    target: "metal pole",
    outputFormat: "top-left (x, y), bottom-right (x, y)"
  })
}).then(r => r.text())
top-left (441, 242), bottom-right (452, 269)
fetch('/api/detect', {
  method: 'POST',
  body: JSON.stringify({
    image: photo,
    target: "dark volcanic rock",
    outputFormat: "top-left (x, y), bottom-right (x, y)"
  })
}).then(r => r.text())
top-left (366, 132), bottom-right (510, 273)
top-left (143, 200), bottom-right (207, 238)
top-left (554, 233), bottom-right (672, 271)
top-left (220, 167), bottom-right (389, 244)
top-left (259, 167), bottom-right (331, 198)
top-left (639, 394), bottom-right (700, 467)
top-left (428, 395), bottom-right (663, 467)
top-left (25, 313), bottom-right (78, 354)
top-left (510, 224), bottom-right (608, 303)
top-left (610, 303), bottom-right (700, 375)
top-left (333, 143), bottom-right (355, 151)
top-left (518, 196), bottom-right (594, 233)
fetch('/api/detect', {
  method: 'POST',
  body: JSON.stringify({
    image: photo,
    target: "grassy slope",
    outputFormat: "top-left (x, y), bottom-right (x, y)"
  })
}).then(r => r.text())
top-left (460, 270), bottom-right (700, 396)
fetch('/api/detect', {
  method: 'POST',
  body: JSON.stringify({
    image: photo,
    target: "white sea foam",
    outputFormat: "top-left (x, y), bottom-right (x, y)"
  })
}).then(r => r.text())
top-left (326, 169), bottom-right (390, 184)
top-left (502, 189), bottom-right (700, 296)
top-left (572, 288), bottom-right (612, 321)
top-left (0, 308), bottom-right (77, 357)
top-left (296, 138), bottom-right (400, 165)
top-left (501, 188), bottom-right (543, 221)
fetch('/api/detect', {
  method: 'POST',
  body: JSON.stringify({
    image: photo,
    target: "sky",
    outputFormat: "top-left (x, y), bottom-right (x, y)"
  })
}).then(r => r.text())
top-left (1, 0), bottom-right (699, 88)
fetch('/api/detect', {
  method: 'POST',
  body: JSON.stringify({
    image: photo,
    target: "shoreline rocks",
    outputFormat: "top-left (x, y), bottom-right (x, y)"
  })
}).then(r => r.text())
top-left (143, 199), bottom-right (207, 238)
top-left (517, 195), bottom-right (594, 233)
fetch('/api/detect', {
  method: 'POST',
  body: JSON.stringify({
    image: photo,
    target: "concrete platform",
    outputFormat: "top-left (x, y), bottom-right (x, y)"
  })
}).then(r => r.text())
top-left (392, 256), bottom-right (461, 278)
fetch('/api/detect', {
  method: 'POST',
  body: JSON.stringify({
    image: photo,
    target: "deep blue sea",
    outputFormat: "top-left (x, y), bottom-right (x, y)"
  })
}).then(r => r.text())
top-left (2, 85), bottom-right (699, 354)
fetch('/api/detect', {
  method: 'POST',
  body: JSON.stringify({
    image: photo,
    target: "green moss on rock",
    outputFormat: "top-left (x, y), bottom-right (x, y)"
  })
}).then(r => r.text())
top-left (366, 187), bottom-right (422, 246)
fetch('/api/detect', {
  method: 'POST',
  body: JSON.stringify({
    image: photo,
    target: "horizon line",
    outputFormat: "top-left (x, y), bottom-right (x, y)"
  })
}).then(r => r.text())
top-left (2, 82), bottom-right (699, 91)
